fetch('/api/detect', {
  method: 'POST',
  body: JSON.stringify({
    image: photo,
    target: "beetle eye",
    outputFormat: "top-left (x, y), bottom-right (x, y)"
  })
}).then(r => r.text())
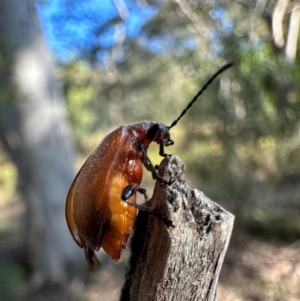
top-left (146, 124), bottom-right (160, 140)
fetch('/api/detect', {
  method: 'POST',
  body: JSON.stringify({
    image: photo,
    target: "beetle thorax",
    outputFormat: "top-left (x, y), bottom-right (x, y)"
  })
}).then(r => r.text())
top-left (128, 122), bottom-right (173, 148)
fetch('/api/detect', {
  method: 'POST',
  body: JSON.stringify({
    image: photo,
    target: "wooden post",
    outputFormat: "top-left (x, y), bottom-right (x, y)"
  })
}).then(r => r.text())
top-left (120, 156), bottom-right (234, 301)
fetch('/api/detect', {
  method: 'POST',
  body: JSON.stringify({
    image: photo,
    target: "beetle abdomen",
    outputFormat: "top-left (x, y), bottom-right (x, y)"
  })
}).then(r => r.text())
top-left (101, 170), bottom-right (137, 260)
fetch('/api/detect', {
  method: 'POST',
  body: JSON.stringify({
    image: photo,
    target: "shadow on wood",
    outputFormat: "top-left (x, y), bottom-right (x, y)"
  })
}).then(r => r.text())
top-left (120, 156), bottom-right (234, 301)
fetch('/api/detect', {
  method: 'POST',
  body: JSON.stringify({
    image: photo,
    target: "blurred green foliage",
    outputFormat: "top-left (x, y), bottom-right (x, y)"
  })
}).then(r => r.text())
top-left (59, 1), bottom-right (300, 234)
top-left (0, 263), bottom-right (26, 301)
top-left (0, 147), bottom-right (16, 205)
top-left (244, 214), bottom-right (300, 243)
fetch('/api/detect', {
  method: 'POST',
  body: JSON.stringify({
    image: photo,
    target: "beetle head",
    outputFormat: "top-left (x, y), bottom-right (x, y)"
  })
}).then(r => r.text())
top-left (146, 123), bottom-right (174, 146)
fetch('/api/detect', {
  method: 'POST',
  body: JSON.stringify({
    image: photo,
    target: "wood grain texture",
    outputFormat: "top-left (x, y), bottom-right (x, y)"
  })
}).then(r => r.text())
top-left (120, 155), bottom-right (234, 301)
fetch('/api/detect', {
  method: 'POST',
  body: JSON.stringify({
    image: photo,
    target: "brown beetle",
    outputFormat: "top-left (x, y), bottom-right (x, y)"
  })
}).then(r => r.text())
top-left (65, 63), bottom-right (233, 269)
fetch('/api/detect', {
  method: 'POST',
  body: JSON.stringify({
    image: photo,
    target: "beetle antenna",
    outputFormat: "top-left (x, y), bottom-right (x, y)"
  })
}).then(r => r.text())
top-left (168, 62), bottom-right (234, 129)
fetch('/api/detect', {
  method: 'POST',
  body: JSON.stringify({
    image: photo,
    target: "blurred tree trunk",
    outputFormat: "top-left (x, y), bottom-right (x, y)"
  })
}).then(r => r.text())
top-left (0, 0), bottom-right (84, 285)
top-left (285, 4), bottom-right (300, 62)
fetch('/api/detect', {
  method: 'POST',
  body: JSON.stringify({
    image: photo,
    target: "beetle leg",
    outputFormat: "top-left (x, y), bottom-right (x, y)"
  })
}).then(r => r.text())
top-left (138, 143), bottom-right (173, 185)
top-left (137, 187), bottom-right (149, 202)
top-left (121, 185), bottom-right (173, 227)
top-left (159, 139), bottom-right (173, 157)
top-left (124, 198), bottom-right (173, 227)
top-left (159, 140), bottom-right (168, 157)
top-left (83, 243), bottom-right (100, 271)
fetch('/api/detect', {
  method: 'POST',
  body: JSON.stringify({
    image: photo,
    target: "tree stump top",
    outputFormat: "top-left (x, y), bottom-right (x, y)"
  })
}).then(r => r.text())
top-left (121, 155), bottom-right (234, 301)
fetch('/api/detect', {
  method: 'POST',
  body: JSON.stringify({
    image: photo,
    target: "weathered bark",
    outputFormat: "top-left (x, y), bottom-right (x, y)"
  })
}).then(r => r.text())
top-left (0, 0), bottom-right (85, 284)
top-left (120, 156), bottom-right (234, 301)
